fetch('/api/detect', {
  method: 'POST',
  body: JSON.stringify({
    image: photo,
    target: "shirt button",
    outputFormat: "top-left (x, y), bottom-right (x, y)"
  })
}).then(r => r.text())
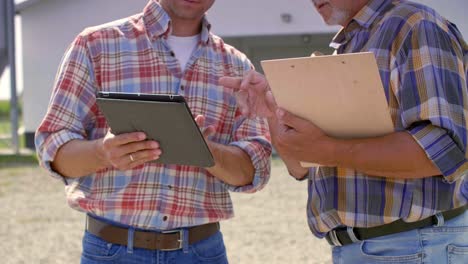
top-left (163, 216), bottom-right (168, 221)
top-left (180, 85), bottom-right (185, 91)
top-left (170, 51), bottom-right (175, 57)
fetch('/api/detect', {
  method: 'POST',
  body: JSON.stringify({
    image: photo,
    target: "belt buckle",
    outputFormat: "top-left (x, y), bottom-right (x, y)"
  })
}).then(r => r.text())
top-left (329, 229), bottom-right (343, 247)
top-left (160, 229), bottom-right (183, 251)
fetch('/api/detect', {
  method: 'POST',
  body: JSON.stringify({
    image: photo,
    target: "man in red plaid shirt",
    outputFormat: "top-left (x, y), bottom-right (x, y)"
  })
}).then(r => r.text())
top-left (35, 0), bottom-right (271, 263)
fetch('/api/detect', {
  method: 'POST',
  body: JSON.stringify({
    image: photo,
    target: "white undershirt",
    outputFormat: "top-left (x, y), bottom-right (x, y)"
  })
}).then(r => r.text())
top-left (166, 34), bottom-right (200, 72)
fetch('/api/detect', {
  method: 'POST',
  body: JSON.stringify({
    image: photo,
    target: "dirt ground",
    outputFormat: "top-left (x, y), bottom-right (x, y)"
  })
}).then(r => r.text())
top-left (0, 162), bottom-right (331, 264)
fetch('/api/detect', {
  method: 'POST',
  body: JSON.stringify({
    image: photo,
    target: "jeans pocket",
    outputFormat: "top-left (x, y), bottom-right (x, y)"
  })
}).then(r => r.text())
top-left (191, 231), bottom-right (228, 263)
top-left (81, 231), bottom-right (125, 262)
top-left (360, 240), bottom-right (423, 263)
top-left (448, 244), bottom-right (468, 264)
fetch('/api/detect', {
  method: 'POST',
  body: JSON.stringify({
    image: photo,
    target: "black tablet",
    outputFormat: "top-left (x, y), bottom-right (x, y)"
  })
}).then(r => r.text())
top-left (96, 92), bottom-right (214, 167)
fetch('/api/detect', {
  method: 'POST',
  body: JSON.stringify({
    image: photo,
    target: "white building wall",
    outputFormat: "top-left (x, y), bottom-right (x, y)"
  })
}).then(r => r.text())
top-left (209, 0), bottom-right (340, 36)
top-left (0, 16), bottom-right (23, 101)
top-left (211, 0), bottom-right (467, 37)
top-left (11, 0), bottom-right (468, 136)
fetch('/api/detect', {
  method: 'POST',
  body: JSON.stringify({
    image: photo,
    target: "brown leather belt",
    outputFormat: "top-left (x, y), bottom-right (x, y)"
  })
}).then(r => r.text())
top-left (86, 215), bottom-right (220, 251)
top-left (326, 204), bottom-right (467, 247)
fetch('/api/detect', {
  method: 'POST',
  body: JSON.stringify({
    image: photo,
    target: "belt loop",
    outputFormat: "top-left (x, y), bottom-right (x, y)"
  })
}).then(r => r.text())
top-left (434, 212), bottom-right (445, 227)
top-left (182, 228), bottom-right (189, 253)
top-left (127, 227), bottom-right (135, 254)
top-left (347, 227), bottom-right (360, 243)
top-left (329, 229), bottom-right (343, 247)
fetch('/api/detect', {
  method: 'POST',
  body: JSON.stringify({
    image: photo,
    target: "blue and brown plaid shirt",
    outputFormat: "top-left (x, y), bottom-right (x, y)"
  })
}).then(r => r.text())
top-left (308, 0), bottom-right (467, 237)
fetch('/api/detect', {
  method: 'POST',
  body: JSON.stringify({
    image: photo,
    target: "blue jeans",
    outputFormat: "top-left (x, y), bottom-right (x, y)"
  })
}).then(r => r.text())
top-left (332, 211), bottom-right (468, 264)
top-left (80, 229), bottom-right (228, 264)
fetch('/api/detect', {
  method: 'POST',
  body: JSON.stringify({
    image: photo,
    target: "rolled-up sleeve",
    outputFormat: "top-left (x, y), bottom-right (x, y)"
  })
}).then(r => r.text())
top-left (397, 21), bottom-right (468, 183)
top-left (35, 34), bottom-right (97, 181)
top-left (226, 114), bottom-right (272, 193)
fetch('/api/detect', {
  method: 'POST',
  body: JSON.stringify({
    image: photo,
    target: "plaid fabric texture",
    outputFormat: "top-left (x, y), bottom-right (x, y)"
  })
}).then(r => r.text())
top-left (308, 0), bottom-right (467, 237)
top-left (35, 0), bottom-right (271, 230)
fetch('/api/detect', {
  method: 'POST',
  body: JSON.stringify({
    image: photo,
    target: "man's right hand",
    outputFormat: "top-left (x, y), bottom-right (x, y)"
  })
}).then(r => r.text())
top-left (220, 71), bottom-right (309, 179)
top-left (97, 131), bottom-right (162, 171)
top-left (219, 70), bottom-right (277, 118)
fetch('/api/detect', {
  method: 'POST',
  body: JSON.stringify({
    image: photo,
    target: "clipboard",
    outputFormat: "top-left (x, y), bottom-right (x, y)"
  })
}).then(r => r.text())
top-left (96, 92), bottom-right (214, 167)
top-left (261, 52), bottom-right (394, 167)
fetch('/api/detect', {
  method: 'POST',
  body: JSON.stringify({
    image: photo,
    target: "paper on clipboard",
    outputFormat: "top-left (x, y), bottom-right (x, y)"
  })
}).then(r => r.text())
top-left (261, 52), bottom-right (394, 167)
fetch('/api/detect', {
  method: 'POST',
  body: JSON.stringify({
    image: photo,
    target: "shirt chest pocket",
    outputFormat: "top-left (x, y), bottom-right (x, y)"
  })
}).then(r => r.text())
top-left (184, 84), bottom-right (237, 145)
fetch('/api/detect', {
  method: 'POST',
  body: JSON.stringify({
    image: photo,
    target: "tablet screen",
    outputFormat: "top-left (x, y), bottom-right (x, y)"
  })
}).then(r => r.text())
top-left (96, 92), bottom-right (214, 167)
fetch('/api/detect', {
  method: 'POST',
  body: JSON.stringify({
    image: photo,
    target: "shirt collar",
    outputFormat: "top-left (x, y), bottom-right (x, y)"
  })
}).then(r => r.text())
top-left (330, 0), bottom-right (392, 49)
top-left (143, 0), bottom-right (212, 44)
top-left (353, 0), bottom-right (393, 29)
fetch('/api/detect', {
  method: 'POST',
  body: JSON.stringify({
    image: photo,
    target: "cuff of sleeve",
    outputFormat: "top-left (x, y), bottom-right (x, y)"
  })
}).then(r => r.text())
top-left (36, 130), bottom-right (84, 183)
top-left (226, 139), bottom-right (272, 193)
top-left (408, 124), bottom-right (467, 183)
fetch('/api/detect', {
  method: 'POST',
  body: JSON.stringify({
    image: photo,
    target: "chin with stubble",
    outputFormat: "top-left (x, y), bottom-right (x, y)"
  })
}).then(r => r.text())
top-left (311, 0), bottom-right (352, 26)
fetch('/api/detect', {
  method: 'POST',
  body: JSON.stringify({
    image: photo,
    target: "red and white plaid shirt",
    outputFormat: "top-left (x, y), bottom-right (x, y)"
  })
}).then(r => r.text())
top-left (35, 0), bottom-right (271, 230)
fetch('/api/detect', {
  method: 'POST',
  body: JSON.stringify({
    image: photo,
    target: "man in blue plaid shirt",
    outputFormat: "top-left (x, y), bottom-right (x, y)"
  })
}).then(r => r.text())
top-left (221, 0), bottom-right (467, 263)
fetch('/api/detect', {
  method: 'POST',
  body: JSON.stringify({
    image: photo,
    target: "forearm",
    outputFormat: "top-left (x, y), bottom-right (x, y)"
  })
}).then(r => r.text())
top-left (51, 139), bottom-right (108, 178)
top-left (206, 142), bottom-right (255, 186)
top-left (332, 132), bottom-right (441, 179)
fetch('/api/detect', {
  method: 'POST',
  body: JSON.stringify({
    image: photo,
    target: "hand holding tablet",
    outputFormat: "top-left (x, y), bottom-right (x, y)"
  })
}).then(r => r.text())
top-left (96, 92), bottom-right (214, 167)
